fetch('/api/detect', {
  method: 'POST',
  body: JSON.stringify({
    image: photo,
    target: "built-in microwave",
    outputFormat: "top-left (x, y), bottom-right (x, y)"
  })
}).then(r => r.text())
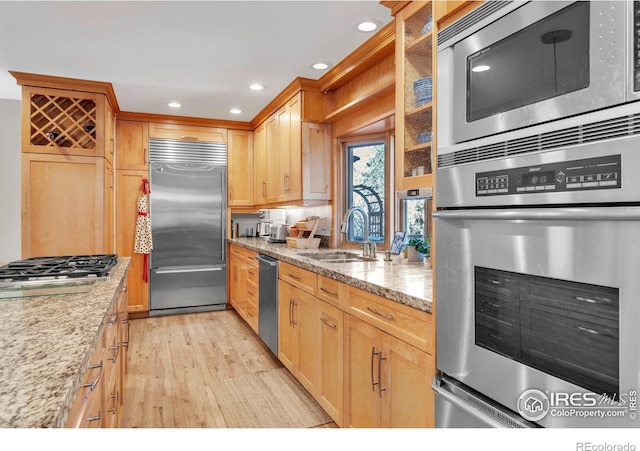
top-left (437, 0), bottom-right (640, 146)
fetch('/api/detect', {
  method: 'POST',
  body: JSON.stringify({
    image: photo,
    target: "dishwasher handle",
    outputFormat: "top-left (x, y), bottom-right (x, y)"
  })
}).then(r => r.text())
top-left (255, 255), bottom-right (277, 266)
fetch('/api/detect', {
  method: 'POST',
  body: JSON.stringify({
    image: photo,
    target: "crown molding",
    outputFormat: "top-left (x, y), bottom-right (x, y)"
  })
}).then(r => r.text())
top-left (10, 71), bottom-right (120, 112)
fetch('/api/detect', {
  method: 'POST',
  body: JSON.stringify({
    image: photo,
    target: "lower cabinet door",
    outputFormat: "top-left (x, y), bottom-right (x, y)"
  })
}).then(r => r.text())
top-left (317, 300), bottom-right (344, 426)
top-left (294, 290), bottom-right (317, 395)
top-left (277, 280), bottom-right (296, 372)
top-left (344, 314), bottom-right (381, 428)
top-left (380, 332), bottom-right (434, 428)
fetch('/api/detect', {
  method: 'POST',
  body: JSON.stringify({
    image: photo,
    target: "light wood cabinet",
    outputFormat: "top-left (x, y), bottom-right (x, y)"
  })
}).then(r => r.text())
top-left (19, 86), bottom-right (107, 158)
top-left (228, 244), bottom-right (259, 329)
top-left (115, 170), bottom-right (149, 314)
top-left (316, 299), bottom-right (344, 426)
top-left (277, 279), bottom-right (318, 395)
top-left (65, 345), bottom-right (105, 428)
top-left (434, 0), bottom-right (481, 25)
top-left (15, 75), bottom-right (117, 259)
top-left (344, 313), bottom-right (434, 428)
top-left (104, 160), bottom-right (115, 254)
top-left (148, 122), bottom-right (227, 143)
top-left (395, 1), bottom-right (435, 191)
top-left (21, 153), bottom-right (106, 258)
top-left (116, 120), bottom-right (149, 170)
top-left (66, 272), bottom-right (129, 428)
top-left (228, 129), bottom-right (254, 207)
top-left (254, 92), bottom-right (331, 206)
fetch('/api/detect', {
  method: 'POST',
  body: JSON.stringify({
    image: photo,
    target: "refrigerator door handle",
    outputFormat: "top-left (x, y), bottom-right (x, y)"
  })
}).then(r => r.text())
top-left (221, 171), bottom-right (226, 262)
top-left (151, 266), bottom-right (225, 274)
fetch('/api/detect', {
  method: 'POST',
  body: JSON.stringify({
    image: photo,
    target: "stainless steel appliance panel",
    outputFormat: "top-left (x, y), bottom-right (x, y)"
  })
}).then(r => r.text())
top-left (434, 207), bottom-right (640, 428)
top-left (437, 135), bottom-right (640, 208)
top-left (433, 374), bottom-right (538, 428)
top-left (257, 254), bottom-right (278, 355)
top-left (445, 1), bottom-right (635, 144)
top-left (149, 162), bottom-right (227, 313)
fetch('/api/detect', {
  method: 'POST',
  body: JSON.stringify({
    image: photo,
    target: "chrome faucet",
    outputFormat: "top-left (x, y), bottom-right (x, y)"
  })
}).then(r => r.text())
top-left (340, 206), bottom-right (377, 259)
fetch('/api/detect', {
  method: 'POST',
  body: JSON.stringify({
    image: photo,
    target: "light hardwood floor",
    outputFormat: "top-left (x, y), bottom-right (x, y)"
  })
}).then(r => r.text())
top-left (120, 309), bottom-right (337, 428)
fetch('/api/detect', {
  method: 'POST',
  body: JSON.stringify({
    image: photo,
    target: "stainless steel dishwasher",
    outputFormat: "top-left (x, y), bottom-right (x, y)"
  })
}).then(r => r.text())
top-left (256, 254), bottom-right (278, 355)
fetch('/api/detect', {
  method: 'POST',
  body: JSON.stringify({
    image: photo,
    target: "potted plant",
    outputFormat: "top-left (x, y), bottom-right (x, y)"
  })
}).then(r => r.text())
top-left (404, 237), bottom-right (430, 262)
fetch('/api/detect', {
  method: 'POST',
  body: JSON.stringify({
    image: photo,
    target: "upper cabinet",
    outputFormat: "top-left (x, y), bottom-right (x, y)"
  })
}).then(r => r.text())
top-left (148, 122), bottom-right (227, 143)
top-left (394, 1), bottom-right (435, 191)
top-left (253, 88), bottom-right (331, 207)
top-left (228, 129), bottom-right (254, 207)
top-left (19, 85), bottom-right (108, 158)
top-left (12, 72), bottom-right (118, 258)
top-left (116, 120), bottom-right (149, 171)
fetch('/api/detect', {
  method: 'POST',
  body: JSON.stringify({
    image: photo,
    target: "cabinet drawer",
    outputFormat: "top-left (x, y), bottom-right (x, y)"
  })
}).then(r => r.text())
top-left (246, 266), bottom-right (259, 288)
top-left (230, 244), bottom-right (246, 259)
top-left (317, 275), bottom-right (342, 308)
top-left (148, 123), bottom-right (227, 143)
top-left (345, 285), bottom-right (433, 354)
top-left (245, 249), bottom-right (258, 267)
top-left (279, 261), bottom-right (317, 295)
top-left (246, 280), bottom-right (259, 304)
top-left (245, 300), bottom-right (259, 333)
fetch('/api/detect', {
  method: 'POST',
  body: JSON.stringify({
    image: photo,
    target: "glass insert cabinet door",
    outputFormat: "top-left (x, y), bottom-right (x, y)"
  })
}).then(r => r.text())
top-left (395, 1), bottom-right (435, 191)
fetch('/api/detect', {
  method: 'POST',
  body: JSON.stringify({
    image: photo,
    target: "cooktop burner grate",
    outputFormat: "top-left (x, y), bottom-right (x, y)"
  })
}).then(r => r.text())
top-left (0, 254), bottom-right (118, 282)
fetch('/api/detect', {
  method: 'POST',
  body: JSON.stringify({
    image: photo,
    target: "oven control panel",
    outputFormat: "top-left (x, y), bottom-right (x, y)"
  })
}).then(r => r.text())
top-left (475, 155), bottom-right (621, 197)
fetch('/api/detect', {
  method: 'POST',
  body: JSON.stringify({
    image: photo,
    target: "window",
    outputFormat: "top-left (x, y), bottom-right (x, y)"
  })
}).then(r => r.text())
top-left (344, 139), bottom-right (388, 246)
top-left (399, 197), bottom-right (432, 245)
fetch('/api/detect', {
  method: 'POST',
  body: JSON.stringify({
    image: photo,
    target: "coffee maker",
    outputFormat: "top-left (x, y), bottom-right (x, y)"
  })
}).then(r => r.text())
top-left (257, 209), bottom-right (287, 238)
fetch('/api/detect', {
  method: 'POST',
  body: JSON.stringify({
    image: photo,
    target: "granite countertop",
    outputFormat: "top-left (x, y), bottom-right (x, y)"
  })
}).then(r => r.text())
top-left (0, 257), bottom-right (130, 428)
top-left (228, 238), bottom-right (433, 313)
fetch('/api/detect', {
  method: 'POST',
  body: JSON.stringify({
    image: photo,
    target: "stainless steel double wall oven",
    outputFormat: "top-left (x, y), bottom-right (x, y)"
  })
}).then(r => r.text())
top-left (433, 1), bottom-right (640, 428)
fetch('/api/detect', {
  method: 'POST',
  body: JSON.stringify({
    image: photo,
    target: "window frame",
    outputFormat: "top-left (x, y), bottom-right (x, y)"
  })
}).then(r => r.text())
top-left (337, 132), bottom-right (393, 251)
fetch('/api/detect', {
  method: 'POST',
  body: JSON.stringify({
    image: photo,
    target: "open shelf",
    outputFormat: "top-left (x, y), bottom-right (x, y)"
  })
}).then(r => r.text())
top-left (322, 80), bottom-right (395, 123)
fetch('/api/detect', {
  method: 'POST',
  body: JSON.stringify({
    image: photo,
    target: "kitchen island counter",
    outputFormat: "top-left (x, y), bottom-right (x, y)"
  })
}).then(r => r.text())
top-left (0, 257), bottom-right (130, 428)
top-left (228, 238), bottom-right (433, 313)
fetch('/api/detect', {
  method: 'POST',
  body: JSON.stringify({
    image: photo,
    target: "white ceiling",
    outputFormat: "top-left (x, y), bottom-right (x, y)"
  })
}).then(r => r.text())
top-left (0, 0), bottom-right (393, 121)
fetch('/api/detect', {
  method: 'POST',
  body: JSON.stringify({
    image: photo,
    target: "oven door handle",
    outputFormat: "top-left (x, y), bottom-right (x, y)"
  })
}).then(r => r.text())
top-left (433, 207), bottom-right (640, 222)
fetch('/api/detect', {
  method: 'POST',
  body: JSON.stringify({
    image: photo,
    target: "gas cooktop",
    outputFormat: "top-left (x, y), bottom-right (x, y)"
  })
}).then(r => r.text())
top-left (0, 254), bottom-right (118, 283)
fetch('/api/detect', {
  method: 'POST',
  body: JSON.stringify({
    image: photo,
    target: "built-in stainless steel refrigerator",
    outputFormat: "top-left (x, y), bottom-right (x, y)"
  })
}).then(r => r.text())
top-left (148, 139), bottom-right (227, 316)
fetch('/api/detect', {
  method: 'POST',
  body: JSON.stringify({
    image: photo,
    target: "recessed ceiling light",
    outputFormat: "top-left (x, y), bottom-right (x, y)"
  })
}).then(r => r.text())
top-left (249, 83), bottom-right (264, 91)
top-left (230, 108), bottom-right (242, 114)
top-left (311, 62), bottom-right (331, 71)
top-left (168, 102), bottom-right (181, 108)
top-left (356, 19), bottom-right (382, 32)
top-left (472, 65), bottom-right (491, 73)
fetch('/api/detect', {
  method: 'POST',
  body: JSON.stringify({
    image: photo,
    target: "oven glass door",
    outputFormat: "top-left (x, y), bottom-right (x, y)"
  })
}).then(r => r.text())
top-left (452, 1), bottom-right (629, 143)
top-left (434, 207), bottom-right (640, 428)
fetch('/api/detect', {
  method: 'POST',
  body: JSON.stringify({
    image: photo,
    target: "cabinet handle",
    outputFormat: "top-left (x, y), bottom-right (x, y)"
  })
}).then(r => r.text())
top-left (107, 392), bottom-right (119, 414)
top-left (320, 287), bottom-right (338, 297)
top-left (180, 136), bottom-right (198, 140)
top-left (289, 298), bottom-right (293, 326)
top-left (284, 173), bottom-right (289, 192)
top-left (109, 312), bottom-right (118, 325)
top-left (86, 411), bottom-right (102, 427)
top-left (288, 273), bottom-right (301, 281)
top-left (108, 344), bottom-right (120, 362)
top-left (83, 360), bottom-right (104, 392)
top-left (144, 147), bottom-right (148, 165)
top-left (248, 289), bottom-right (255, 296)
top-left (319, 317), bottom-right (337, 329)
top-left (247, 311), bottom-right (254, 317)
top-left (371, 347), bottom-right (380, 391)
top-left (378, 352), bottom-right (387, 397)
top-left (262, 181), bottom-right (266, 197)
top-left (122, 315), bottom-right (130, 348)
top-left (367, 307), bottom-right (393, 321)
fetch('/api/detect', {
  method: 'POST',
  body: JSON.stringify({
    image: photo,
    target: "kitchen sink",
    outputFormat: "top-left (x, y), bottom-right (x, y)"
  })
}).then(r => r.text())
top-left (299, 252), bottom-right (376, 263)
